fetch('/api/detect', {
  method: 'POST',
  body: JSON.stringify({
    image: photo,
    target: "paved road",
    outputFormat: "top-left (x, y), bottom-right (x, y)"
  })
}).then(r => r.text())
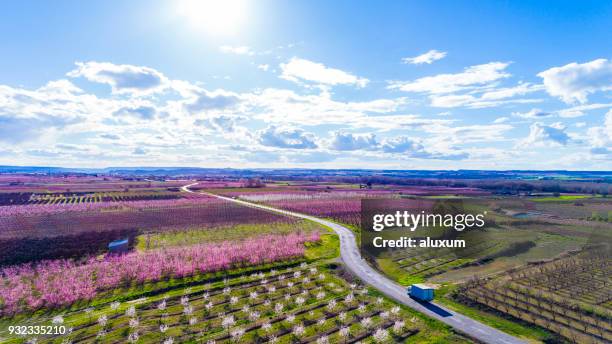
top-left (182, 184), bottom-right (526, 344)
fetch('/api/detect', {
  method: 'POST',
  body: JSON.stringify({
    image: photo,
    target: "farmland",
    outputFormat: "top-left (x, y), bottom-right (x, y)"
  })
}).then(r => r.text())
top-left (0, 172), bottom-right (610, 343)
top-left (0, 191), bottom-right (307, 265)
top-left (0, 261), bottom-right (468, 344)
top-left (0, 174), bottom-right (473, 343)
top-left (208, 182), bottom-right (488, 231)
top-left (0, 232), bottom-right (319, 316)
top-left (455, 248), bottom-right (611, 343)
top-left (198, 179), bottom-right (612, 342)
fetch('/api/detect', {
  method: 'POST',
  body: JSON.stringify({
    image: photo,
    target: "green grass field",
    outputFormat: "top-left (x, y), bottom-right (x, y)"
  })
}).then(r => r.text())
top-left (135, 221), bottom-right (324, 251)
top-left (531, 195), bottom-right (594, 202)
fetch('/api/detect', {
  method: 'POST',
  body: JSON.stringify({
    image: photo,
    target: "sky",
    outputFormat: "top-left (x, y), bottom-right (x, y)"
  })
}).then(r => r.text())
top-left (0, 0), bottom-right (611, 170)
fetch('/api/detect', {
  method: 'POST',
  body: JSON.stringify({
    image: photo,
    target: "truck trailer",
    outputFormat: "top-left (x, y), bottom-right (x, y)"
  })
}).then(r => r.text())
top-left (409, 283), bottom-right (434, 301)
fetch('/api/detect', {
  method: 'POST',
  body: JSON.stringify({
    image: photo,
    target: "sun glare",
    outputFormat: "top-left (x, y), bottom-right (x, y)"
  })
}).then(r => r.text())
top-left (177, 0), bottom-right (248, 35)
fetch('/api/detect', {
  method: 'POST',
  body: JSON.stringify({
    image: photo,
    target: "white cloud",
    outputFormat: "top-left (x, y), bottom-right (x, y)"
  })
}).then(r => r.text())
top-left (479, 83), bottom-right (544, 100)
top-left (430, 94), bottom-right (542, 108)
top-left (0, 115), bottom-right (72, 144)
top-left (324, 133), bottom-right (467, 160)
top-left (219, 45), bottom-right (255, 55)
top-left (0, 79), bottom-right (110, 144)
top-left (382, 136), bottom-right (468, 160)
top-left (114, 105), bottom-right (157, 120)
top-left (245, 88), bottom-right (417, 128)
top-left (413, 79), bottom-right (542, 109)
top-left (67, 61), bottom-right (168, 95)
top-left (37, 79), bottom-right (84, 96)
top-left (258, 125), bottom-right (318, 149)
top-left (512, 108), bottom-right (553, 119)
top-left (280, 57), bottom-right (369, 88)
top-left (402, 50), bottom-right (447, 65)
top-left (424, 124), bottom-right (514, 144)
top-left (99, 133), bottom-right (121, 140)
top-left (133, 147), bottom-right (147, 155)
top-left (557, 103), bottom-right (612, 118)
top-left (520, 122), bottom-right (571, 146)
top-left (537, 58), bottom-right (612, 104)
top-left (3, 59), bottom-right (603, 169)
top-left (380, 136), bottom-right (423, 153)
top-left (257, 64), bottom-right (270, 71)
top-left (183, 90), bottom-right (240, 114)
top-left (430, 94), bottom-right (475, 108)
top-left (586, 109), bottom-right (612, 148)
top-left (389, 62), bottom-right (511, 94)
top-left (194, 114), bottom-right (249, 139)
top-left (329, 132), bottom-right (377, 151)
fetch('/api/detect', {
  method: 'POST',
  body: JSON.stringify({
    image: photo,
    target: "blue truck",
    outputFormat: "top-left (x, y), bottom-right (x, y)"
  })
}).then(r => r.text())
top-left (409, 283), bottom-right (434, 301)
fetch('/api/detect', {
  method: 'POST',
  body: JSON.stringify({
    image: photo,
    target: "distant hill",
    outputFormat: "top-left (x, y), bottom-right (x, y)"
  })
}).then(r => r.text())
top-left (0, 165), bottom-right (610, 181)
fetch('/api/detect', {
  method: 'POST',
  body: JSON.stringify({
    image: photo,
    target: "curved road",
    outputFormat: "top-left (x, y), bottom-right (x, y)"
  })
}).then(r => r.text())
top-left (182, 184), bottom-right (525, 344)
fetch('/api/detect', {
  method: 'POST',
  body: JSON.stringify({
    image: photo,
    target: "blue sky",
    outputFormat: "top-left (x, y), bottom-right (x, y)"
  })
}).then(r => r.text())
top-left (0, 0), bottom-right (611, 169)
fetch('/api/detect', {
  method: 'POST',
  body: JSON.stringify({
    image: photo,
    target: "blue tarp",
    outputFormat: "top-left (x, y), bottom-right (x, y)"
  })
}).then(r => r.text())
top-left (108, 238), bottom-right (129, 252)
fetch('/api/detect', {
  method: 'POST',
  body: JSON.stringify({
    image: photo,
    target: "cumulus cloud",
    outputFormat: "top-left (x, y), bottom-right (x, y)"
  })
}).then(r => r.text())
top-left (113, 105), bottom-right (157, 120)
top-left (258, 125), bottom-right (318, 149)
top-left (521, 122), bottom-right (571, 146)
top-left (195, 114), bottom-right (246, 134)
top-left (380, 136), bottom-right (424, 153)
top-left (67, 61), bottom-right (168, 95)
top-left (389, 62), bottom-right (511, 94)
top-left (1, 80), bottom-right (96, 120)
top-left (586, 109), bottom-right (612, 148)
top-left (537, 58), bottom-right (612, 104)
top-left (3, 57), bottom-right (604, 168)
top-left (245, 88), bottom-right (416, 129)
top-left (512, 108), bottom-right (553, 119)
top-left (0, 115), bottom-right (72, 144)
top-left (402, 50), bottom-right (447, 65)
top-left (219, 45), bottom-right (254, 55)
top-left (184, 90), bottom-right (240, 114)
top-left (329, 132), bottom-right (377, 151)
top-left (381, 136), bottom-right (468, 160)
top-left (324, 133), bottom-right (468, 160)
top-left (37, 79), bottom-right (84, 96)
top-left (280, 58), bottom-right (369, 87)
top-left (0, 80), bottom-right (104, 145)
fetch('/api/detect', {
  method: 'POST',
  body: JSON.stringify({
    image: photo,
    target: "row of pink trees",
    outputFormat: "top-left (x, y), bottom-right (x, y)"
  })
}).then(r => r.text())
top-left (270, 199), bottom-right (362, 228)
top-left (0, 232), bottom-right (320, 316)
top-left (232, 191), bottom-right (393, 228)
top-left (0, 193), bottom-right (216, 217)
top-left (1, 197), bottom-right (294, 240)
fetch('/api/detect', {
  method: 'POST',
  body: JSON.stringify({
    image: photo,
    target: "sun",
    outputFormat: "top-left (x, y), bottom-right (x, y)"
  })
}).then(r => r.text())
top-left (177, 0), bottom-right (248, 35)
